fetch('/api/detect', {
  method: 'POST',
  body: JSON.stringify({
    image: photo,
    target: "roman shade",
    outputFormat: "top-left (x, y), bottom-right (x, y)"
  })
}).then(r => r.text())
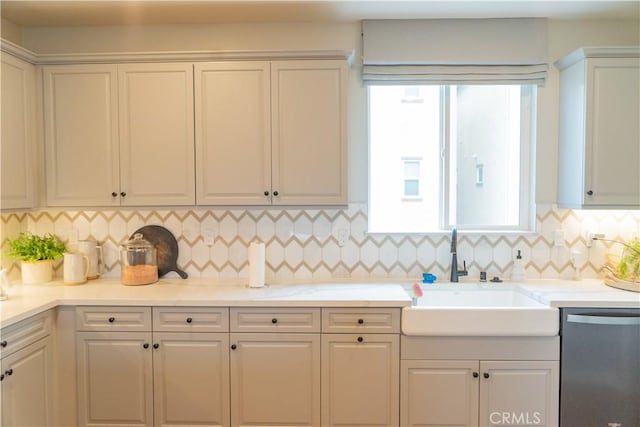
top-left (362, 19), bottom-right (548, 85)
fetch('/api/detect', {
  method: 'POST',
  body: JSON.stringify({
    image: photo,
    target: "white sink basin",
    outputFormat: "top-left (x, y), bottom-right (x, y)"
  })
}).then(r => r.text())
top-left (402, 285), bottom-right (559, 336)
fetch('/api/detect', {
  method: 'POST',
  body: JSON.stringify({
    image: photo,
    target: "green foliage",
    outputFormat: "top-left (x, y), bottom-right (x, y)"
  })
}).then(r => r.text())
top-left (6, 232), bottom-right (66, 262)
top-left (618, 237), bottom-right (640, 282)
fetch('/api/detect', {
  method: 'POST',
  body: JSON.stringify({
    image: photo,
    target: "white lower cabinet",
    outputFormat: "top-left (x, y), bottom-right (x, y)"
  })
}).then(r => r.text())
top-left (401, 360), bottom-right (559, 427)
top-left (0, 310), bottom-right (54, 427)
top-left (153, 333), bottom-right (230, 427)
top-left (321, 334), bottom-right (399, 427)
top-left (75, 307), bottom-right (230, 427)
top-left (1, 337), bottom-right (53, 427)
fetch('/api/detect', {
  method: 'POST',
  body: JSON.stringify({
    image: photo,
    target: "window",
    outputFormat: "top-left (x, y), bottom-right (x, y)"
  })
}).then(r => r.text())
top-left (369, 85), bottom-right (534, 233)
top-left (402, 159), bottom-right (422, 198)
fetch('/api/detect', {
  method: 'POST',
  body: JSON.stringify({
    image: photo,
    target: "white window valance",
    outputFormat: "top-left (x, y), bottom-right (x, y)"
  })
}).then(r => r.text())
top-left (362, 19), bottom-right (548, 85)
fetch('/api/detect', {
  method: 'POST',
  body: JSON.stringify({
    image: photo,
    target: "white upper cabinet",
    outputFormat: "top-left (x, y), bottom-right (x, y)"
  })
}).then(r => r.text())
top-left (118, 63), bottom-right (195, 206)
top-left (271, 60), bottom-right (348, 205)
top-left (44, 63), bottom-right (195, 207)
top-left (1, 53), bottom-right (36, 210)
top-left (44, 64), bottom-right (120, 207)
top-left (196, 59), bottom-right (348, 206)
top-left (195, 62), bottom-right (271, 205)
top-left (556, 47), bottom-right (640, 209)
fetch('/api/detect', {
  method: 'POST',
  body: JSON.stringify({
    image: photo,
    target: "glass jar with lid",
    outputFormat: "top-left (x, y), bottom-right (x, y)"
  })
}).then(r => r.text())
top-left (120, 233), bottom-right (158, 285)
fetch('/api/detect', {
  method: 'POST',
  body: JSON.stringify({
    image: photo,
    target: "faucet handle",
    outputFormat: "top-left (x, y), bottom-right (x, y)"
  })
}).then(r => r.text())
top-left (459, 260), bottom-right (468, 277)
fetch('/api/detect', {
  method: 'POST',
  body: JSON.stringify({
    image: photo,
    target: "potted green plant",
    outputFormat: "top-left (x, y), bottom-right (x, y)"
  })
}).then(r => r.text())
top-left (6, 232), bottom-right (66, 284)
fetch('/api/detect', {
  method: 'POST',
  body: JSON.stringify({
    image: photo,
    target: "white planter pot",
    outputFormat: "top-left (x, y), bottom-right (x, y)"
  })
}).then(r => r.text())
top-left (21, 260), bottom-right (53, 284)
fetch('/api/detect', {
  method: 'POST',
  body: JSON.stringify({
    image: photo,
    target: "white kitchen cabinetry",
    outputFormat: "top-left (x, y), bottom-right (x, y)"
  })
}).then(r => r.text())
top-left (0, 310), bottom-right (54, 427)
top-left (195, 62), bottom-right (271, 205)
top-left (402, 360), bottom-right (558, 427)
top-left (401, 336), bottom-right (559, 427)
top-left (229, 308), bottom-right (321, 427)
top-left (556, 47), bottom-right (640, 209)
top-left (44, 63), bottom-right (195, 207)
top-left (75, 306), bottom-right (230, 427)
top-left (321, 308), bottom-right (401, 427)
top-left (1, 53), bottom-right (36, 210)
top-left (195, 60), bottom-right (347, 206)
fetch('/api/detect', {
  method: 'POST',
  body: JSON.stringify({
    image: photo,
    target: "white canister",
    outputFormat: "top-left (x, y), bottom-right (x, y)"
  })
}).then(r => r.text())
top-left (77, 239), bottom-right (102, 279)
top-left (63, 252), bottom-right (89, 285)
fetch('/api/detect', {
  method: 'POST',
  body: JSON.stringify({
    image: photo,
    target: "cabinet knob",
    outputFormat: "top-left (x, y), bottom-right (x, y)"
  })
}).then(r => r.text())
top-left (272, 318), bottom-right (278, 324)
top-left (264, 191), bottom-right (270, 196)
top-left (357, 318), bottom-right (364, 324)
top-left (587, 190), bottom-right (594, 196)
top-left (5, 369), bottom-right (13, 376)
top-left (120, 192), bottom-right (126, 197)
top-left (0, 340), bottom-right (7, 347)
top-left (473, 372), bottom-right (479, 378)
top-left (273, 191), bottom-right (279, 196)
top-left (357, 336), bottom-right (364, 342)
top-left (111, 192), bottom-right (118, 197)
top-left (483, 372), bottom-right (490, 379)
top-left (108, 317), bottom-right (115, 323)
top-left (186, 317), bottom-right (193, 323)
top-left (153, 343), bottom-right (159, 349)
top-left (231, 344), bottom-right (237, 350)
top-left (143, 343), bottom-right (149, 349)
top-left (0, 374), bottom-right (4, 381)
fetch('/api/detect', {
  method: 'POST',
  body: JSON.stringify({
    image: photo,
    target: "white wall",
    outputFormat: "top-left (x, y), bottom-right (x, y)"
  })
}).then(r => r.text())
top-left (19, 19), bottom-right (640, 205)
top-left (1, 17), bottom-right (23, 45)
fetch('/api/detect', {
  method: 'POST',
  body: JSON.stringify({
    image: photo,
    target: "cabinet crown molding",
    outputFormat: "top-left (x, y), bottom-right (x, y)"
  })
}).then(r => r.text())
top-left (1, 38), bottom-right (354, 65)
top-left (554, 46), bottom-right (640, 70)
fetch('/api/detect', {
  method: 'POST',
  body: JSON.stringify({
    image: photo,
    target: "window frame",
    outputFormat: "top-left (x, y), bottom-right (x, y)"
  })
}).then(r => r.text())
top-left (368, 84), bottom-right (536, 233)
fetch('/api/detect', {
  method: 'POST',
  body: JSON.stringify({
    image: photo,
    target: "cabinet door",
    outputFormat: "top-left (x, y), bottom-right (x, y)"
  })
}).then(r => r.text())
top-left (118, 63), bottom-right (195, 206)
top-left (322, 334), bottom-right (399, 427)
top-left (271, 60), bottom-right (347, 205)
top-left (479, 361), bottom-right (559, 427)
top-left (401, 360), bottom-right (479, 427)
top-left (1, 336), bottom-right (52, 427)
top-left (76, 332), bottom-right (153, 427)
top-left (1, 53), bottom-right (35, 210)
top-left (44, 64), bottom-right (120, 206)
top-left (230, 333), bottom-right (320, 427)
top-left (153, 332), bottom-right (230, 427)
top-left (195, 62), bottom-right (271, 205)
top-left (584, 58), bottom-right (640, 207)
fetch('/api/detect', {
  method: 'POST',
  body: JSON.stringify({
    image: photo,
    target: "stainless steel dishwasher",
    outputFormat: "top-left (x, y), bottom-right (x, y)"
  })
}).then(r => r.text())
top-left (560, 308), bottom-right (640, 427)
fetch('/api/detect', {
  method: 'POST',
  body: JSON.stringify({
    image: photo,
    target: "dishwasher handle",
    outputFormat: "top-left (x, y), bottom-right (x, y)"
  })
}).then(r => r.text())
top-left (567, 313), bottom-right (640, 326)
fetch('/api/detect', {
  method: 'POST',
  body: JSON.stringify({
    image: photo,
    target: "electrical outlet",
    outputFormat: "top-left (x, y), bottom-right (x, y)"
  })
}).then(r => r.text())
top-left (203, 229), bottom-right (216, 246)
top-left (586, 232), bottom-right (606, 248)
top-left (337, 229), bottom-right (347, 247)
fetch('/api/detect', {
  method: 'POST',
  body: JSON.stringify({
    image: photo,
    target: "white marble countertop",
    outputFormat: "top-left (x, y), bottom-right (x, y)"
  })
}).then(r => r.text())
top-left (0, 278), bottom-right (412, 327)
top-left (1, 277), bottom-right (638, 329)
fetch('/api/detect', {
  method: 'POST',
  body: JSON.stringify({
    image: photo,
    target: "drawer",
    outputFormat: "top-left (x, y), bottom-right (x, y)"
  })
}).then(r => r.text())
top-left (76, 306), bottom-right (151, 331)
top-left (322, 308), bottom-right (401, 333)
top-left (153, 307), bottom-right (229, 332)
top-left (0, 310), bottom-right (52, 358)
top-left (230, 307), bottom-right (320, 333)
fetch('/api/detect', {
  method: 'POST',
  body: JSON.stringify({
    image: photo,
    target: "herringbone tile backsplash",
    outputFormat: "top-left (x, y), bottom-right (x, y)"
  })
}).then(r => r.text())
top-left (2, 204), bottom-right (639, 282)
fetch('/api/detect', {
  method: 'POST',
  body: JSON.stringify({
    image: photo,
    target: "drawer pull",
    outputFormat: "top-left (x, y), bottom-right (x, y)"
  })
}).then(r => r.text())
top-left (271, 318), bottom-right (278, 324)
top-left (186, 317), bottom-right (193, 323)
top-left (153, 343), bottom-right (159, 349)
top-left (5, 369), bottom-right (13, 376)
top-left (0, 374), bottom-right (4, 381)
top-left (357, 336), bottom-right (363, 343)
top-left (357, 318), bottom-right (364, 324)
top-left (231, 344), bottom-right (237, 350)
top-left (0, 340), bottom-right (7, 348)
top-left (143, 343), bottom-right (149, 349)
top-left (483, 372), bottom-right (490, 379)
top-left (473, 372), bottom-right (479, 378)
top-left (108, 317), bottom-right (115, 323)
